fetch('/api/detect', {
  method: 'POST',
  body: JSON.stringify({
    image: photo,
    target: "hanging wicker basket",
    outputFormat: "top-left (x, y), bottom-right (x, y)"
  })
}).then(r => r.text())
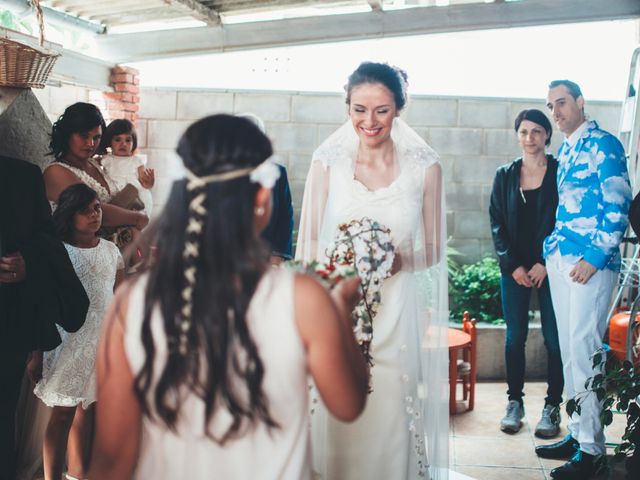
top-left (0, 0), bottom-right (60, 89)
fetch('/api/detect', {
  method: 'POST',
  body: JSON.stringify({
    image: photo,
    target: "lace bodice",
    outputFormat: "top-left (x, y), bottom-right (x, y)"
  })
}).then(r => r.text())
top-left (65, 239), bottom-right (123, 312)
top-left (45, 159), bottom-right (118, 207)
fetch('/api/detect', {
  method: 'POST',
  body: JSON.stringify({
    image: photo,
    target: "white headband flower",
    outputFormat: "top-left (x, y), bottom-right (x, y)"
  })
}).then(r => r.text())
top-left (249, 159), bottom-right (280, 189)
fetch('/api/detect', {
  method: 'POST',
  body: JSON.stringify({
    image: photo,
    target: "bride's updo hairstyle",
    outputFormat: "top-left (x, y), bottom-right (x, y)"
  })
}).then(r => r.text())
top-left (135, 114), bottom-right (278, 443)
top-left (49, 102), bottom-right (106, 161)
top-left (345, 62), bottom-right (409, 111)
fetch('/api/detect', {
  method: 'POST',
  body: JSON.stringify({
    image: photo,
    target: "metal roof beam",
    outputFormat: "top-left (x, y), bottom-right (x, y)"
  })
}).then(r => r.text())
top-left (3, 0), bottom-right (106, 34)
top-left (171, 0), bottom-right (221, 25)
top-left (95, 0), bottom-right (640, 63)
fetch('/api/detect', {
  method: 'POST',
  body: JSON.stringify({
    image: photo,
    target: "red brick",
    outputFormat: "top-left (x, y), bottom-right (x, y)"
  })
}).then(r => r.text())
top-left (124, 103), bottom-right (140, 113)
top-left (107, 100), bottom-right (125, 110)
top-left (118, 92), bottom-right (136, 103)
top-left (114, 83), bottom-right (139, 94)
top-left (112, 65), bottom-right (139, 76)
top-left (133, 77), bottom-right (140, 85)
top-left (110, 72), bottom-right (132, 84)
top-left (103, 92), bottom-right (122, 101)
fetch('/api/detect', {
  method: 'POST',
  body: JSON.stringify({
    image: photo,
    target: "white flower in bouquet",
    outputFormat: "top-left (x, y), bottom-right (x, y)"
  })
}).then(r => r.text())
top-left (286, 217), bottom-right (394, 389)
top-left (325, 217), bottom-right (395, 370)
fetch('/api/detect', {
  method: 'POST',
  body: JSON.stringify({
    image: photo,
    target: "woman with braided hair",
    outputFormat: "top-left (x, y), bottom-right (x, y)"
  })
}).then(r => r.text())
top-left (89, 114), bottom-right (369, 479)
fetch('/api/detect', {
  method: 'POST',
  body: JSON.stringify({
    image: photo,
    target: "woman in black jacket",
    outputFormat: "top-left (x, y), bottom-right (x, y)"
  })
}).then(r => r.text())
top-left (489, 109), bottom-right (563, 438)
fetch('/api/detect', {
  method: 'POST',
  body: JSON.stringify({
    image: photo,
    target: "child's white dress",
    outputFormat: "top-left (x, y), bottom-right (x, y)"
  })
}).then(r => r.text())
top-left (101, 153), bottom-right (153, 216)
top-left (34, 239), bottom-right (122, 408)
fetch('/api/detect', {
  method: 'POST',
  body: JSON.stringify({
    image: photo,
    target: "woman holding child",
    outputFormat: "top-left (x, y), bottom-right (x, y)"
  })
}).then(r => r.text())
top-left (43, 103), bottom-right (150, 235)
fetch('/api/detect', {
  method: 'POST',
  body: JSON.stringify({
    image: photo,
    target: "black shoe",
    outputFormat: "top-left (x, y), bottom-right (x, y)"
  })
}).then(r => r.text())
top-left (550, 450), bottom-right (606, 479)
top-left (535, 434), bottom-right (579, 459)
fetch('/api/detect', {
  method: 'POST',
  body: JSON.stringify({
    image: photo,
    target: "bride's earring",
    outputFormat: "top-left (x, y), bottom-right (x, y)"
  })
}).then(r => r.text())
top-left (254, 206), bottom-right (265, 216)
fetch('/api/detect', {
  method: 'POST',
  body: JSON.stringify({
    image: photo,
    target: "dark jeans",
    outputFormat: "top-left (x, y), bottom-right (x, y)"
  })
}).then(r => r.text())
top-left (0, 347), bottom-right (28, 480)
top-left (500, 274), bottom-right (564, 407)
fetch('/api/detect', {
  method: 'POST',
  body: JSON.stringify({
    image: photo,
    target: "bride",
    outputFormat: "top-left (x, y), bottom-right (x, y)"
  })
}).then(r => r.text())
top-left (296, 62), bottom-right (449, 480)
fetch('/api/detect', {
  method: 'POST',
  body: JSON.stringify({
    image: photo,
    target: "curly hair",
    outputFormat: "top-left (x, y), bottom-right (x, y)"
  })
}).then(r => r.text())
top-left (49, 103), bottom-right (106, 160)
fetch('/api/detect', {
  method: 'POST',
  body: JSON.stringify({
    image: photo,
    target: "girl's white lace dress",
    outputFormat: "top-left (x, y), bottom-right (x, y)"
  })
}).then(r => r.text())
top-left (34, 239), bottom-right (122, 408)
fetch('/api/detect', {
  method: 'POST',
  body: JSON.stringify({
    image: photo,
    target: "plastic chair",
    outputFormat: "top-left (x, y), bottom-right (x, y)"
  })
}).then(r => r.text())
top-left (448, 311), bottom-right (477, 415)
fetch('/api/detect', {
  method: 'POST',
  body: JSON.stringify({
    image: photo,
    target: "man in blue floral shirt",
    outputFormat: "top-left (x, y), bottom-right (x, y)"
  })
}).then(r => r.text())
top-left (535, 79), bottom-right (632, 480)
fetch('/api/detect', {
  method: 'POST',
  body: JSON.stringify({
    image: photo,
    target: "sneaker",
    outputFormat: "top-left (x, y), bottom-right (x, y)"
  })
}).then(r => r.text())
top-left (535, 404), bottom-right (561, 438)
top-left (500, 400), bottom-right (524, 433)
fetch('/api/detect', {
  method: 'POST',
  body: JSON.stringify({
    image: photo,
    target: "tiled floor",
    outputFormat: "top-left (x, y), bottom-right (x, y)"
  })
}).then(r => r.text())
top-left (450, 382), bottom-right (629, 479)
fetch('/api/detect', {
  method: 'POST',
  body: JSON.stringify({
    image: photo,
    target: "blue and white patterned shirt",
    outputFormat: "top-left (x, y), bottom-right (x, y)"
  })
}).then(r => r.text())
top-left (543, 121), bottom-right (631, 271)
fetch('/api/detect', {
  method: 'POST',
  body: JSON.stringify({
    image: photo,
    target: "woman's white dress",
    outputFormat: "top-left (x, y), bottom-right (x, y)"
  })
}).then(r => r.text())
top-left (123, 268), bottom-right (311, 480)
top-left (296, 118), bottom-right (449, 480)
top-left (34, 239), bottom-right (122, 408)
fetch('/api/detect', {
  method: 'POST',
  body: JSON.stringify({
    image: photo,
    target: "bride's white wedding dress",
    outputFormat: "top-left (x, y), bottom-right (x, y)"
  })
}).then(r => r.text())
top-left (297, 118), bottom-right (449, 480)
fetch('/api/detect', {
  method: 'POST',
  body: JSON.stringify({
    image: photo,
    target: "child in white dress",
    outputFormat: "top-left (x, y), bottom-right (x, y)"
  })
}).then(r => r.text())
top-left (33, 184), bottom-right (124, 480)
top-left (99, 119), bottom-right (155, 216)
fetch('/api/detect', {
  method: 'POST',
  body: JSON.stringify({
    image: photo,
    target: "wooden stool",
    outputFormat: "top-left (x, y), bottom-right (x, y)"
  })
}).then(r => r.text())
top-left (448, 312), bottom-right (477, 415)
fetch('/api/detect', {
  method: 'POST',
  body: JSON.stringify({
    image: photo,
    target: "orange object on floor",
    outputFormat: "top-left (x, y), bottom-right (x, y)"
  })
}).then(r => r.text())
top-left (609, 310), bottom-right (640, 361)
top-left (449, 312), bottom-right (477, 415)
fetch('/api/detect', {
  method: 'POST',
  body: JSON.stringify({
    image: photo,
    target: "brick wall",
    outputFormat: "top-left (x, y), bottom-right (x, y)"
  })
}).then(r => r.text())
top-left (104, 66), bottom-right (140, 123)
top-left (135, 87), bottom-right (622, 263)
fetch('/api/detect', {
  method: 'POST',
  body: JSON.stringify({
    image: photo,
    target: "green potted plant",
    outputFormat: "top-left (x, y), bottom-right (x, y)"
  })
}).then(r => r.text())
top-left (449, 256), bottom-right (504, 324)
top-left (567, 347), bottom-right (639, 479)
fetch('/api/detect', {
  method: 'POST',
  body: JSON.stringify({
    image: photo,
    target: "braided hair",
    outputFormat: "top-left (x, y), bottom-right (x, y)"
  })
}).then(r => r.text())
top-left (135, 114), bottom-right (277, 443)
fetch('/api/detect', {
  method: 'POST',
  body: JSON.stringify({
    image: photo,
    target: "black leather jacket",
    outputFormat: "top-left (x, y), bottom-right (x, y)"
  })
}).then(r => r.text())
top-left (489, 155), bottom-right (558, 274)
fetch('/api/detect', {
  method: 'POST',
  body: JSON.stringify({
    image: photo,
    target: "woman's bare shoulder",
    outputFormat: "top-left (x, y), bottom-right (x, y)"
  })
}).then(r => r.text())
top-left (43, 162), bottom-right (78, 180)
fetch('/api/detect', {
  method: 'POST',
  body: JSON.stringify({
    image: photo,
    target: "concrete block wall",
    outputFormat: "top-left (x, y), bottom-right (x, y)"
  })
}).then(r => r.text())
top-left (136, 87), bottom-right (622, 263)
top-left (29, 84), bottom-right (621, 262)
top-left (32, 83), bottom-right (102, 125)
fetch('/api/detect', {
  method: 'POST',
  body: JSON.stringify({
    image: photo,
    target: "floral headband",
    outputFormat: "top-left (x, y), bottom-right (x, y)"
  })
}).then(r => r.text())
top-left (184, 159), bottom-right (280, 190)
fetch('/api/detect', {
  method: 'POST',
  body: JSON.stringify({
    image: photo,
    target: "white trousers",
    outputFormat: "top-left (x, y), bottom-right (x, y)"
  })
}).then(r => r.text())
top-left (546, 250), bottom-right (617, 456)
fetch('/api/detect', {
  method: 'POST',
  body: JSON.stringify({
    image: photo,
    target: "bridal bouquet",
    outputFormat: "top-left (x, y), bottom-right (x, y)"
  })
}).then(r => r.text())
top-left (290, 217), bottom-right (395, 368)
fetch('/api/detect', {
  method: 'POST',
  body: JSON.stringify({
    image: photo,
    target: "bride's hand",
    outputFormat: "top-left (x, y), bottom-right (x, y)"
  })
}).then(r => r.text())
top-left (390, 251), bottom-right (403, 276)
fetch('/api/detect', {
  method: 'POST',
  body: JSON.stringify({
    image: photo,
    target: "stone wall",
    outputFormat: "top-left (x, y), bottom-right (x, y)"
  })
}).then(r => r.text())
top-left (134, 87), bottom-right (622, 263)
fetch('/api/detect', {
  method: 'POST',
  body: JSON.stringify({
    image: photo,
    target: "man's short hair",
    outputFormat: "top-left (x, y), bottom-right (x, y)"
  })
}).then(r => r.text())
top-left (548, 79), bottom-right (583, 99)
